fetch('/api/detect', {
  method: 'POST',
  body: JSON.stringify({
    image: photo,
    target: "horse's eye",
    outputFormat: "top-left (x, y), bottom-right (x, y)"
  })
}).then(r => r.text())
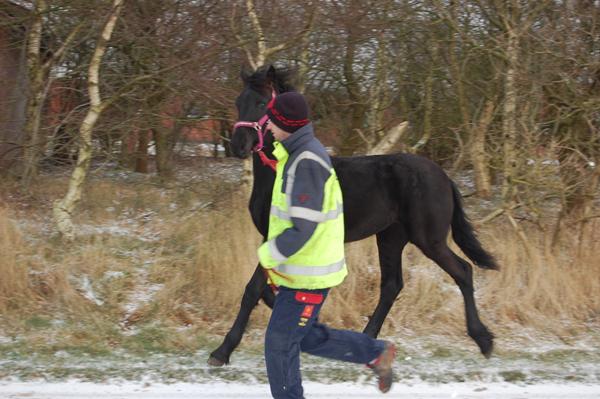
top-left (258, 101), bottom-right (266, 108)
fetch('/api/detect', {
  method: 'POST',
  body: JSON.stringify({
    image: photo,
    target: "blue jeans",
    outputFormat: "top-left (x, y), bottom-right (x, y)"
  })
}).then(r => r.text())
top-left (265, 287), bottom-right (385, 399)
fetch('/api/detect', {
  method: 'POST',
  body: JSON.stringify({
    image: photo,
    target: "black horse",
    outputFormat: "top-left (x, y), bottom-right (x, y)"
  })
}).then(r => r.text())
top-left (207, 65), bottom-right (498, 367)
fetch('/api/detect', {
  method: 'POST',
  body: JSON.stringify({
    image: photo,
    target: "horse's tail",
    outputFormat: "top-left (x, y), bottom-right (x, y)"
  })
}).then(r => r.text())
top-left (450, 182), bottom-right (499, 270)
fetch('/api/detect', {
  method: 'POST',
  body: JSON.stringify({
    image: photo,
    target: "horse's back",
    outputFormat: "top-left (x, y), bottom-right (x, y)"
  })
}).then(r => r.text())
top-left (332, 153), bottom-right (454, 242)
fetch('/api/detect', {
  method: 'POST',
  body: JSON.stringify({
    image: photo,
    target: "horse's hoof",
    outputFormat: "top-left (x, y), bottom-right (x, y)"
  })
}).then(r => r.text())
top-left (482, 343), bottom-right (493, 359)
top-left (476, 333), bottom-right (494, 358)
top-left (207, 356), bottom-right (226, 367)
top-left (470, 328), bottom-right (494, 358)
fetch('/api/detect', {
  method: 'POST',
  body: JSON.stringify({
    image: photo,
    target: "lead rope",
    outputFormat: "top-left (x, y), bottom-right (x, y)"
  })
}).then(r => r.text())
top-left (257, 150), bottom-right (277, 171)
top-left (262, 269), bottom-right (279, 295)
top-left (263, 267), bottom-right (295, 295)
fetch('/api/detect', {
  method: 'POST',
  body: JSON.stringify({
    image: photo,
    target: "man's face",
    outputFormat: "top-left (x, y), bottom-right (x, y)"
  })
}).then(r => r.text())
top-left (267, 120), bottom-right (291, 142)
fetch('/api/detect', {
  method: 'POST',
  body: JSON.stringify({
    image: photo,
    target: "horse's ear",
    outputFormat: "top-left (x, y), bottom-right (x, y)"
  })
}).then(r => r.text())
top-left (240, 65), bottom-right (252, 82)
top-left (266, 64), bottom-right (277, 83)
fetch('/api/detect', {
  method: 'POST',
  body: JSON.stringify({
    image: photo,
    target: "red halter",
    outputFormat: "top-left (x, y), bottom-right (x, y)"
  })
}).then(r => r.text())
top-left (233, 90), bottom-right (278, 171)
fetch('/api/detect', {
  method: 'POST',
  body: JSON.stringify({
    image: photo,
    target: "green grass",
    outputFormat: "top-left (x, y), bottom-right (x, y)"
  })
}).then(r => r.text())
top-left (25, 316), bottom-right (53, 329)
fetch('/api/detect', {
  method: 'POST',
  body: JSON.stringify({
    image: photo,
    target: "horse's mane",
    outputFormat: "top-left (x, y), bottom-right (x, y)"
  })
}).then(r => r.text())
top-left (242, 65), bottom-right (296, 94)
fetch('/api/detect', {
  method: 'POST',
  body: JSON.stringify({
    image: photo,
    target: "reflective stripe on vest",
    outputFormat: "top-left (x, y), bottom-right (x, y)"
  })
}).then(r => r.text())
top-left (284, 151), bottom-right (331, 206)
top-left (270, 204), bottom-right (343, 222)
top-left (268, 239), bottom-right (288, 262)
top-left (274, 258), bottom-right (346, 276)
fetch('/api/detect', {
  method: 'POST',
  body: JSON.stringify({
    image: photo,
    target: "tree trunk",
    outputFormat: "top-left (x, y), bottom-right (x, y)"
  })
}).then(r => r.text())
top-left (367, 121), bottom-right (408, 156)
top-left (53, 0), bottom-right (124, 240)
top-left (135, 131), bottom-right (149, 174)
top-left (501, 26), bottom-right (519, 202)
top-left (237, 0), bottom-right (302, 191)
top-left (446, 3), bottom-right (471, 170)
top-left (21, 3), bottom-right (81, 184)
top-left (119, 131), bottom-right (134, 169)
top-left (411, 62), bottom-right (434, 153)
top-left (294, 8), bottom-right (315, 94)
top-left (470, 100), bottom-right (494, 198)
top-left (152, 127), bottom-right (171, 178)
top-left (20, 0), bottom-right (47, 186)
top-left (340, 30), bottom-right (366, 156)
top-left (366, 35), bottom-right (389, 141)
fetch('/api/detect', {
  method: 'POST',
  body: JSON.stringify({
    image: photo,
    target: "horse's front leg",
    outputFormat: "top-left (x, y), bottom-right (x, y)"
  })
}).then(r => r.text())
top-left (363, 225), bottom-right (407, 338)
top-left (208, 263), bottom-right (268, 366)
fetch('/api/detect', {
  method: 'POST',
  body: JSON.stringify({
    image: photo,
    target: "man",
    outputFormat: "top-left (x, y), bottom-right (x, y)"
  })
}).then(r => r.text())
top-left (257, 92), bottom-right (396, 399)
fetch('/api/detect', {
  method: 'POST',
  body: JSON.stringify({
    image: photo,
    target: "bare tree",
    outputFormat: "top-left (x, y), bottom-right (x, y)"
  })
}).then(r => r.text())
top-left (53, 0), bottom-right (124, 240)
top-left (20, 1), bottom-right (81, 186)
top-left (230, 0), bottom-right (315, 190)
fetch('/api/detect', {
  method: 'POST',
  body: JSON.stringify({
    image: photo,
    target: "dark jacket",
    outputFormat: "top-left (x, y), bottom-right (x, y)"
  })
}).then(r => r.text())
top-left (274, 123), bottom-right (333, 258)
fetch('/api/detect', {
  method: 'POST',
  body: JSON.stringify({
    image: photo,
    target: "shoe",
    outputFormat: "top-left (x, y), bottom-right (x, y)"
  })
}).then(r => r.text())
top-left (367, 341), bottom-right (396, 393)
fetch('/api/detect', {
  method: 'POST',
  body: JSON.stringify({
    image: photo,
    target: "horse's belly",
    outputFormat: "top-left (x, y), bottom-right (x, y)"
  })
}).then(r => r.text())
top-left (344, 210), bottom-right (396, 242)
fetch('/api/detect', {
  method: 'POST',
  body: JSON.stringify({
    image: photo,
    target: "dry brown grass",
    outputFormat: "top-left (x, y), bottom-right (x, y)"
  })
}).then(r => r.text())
top-left (154, 190), bottom-right (266, 331)
top-left (0, 206), bottom-right (132, 319)
top-left (152, 187), bottom-right (599, 343)
top-left (0, 207), bottom-right (34, 312)
top-left (1, 172), bottom-right (598, 351)
top-left (481, 220), bottom-right (600, 332)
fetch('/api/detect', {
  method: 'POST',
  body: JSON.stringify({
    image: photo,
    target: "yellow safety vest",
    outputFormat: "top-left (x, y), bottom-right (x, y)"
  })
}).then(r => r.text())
top-left (257, 142), bottom-right (347, 289)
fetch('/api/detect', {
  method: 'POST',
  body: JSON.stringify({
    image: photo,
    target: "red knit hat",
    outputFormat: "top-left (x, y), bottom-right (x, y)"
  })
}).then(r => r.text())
top-left (266, 92), bottom-right (310, 133)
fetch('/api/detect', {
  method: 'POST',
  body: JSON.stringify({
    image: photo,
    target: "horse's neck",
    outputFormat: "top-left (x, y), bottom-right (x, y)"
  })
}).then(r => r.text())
top-left (248, 153), bottom-right (275, 236)
top-left (251, 152), bottom-right (275, 195)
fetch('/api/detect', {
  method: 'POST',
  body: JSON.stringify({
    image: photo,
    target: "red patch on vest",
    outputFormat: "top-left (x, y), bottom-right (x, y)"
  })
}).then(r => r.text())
top-left (301, 305), bottom-right (314, 318)
top-left (297, 193), bottom-right (310, 204)
top-left (295, 291), bottom-right (324, 304)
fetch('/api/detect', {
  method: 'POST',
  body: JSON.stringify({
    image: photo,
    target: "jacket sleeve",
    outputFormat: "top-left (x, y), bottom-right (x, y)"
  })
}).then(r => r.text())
top-left (258, 157), bottom-right (331, 269)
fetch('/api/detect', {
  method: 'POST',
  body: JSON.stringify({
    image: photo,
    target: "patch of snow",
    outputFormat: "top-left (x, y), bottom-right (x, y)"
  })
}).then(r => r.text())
top-left (78, 219), bottom-right (161, 243)
top-left (120, 255), bottom-right (165, 334)
top-left (77, 275), bottom-right (103, 306)
top-left (79, 224), bottom-right (133, 238)
top-left (0, 381), bottom-right (598, 399)
top-left (122, 283), bottom-right (164, 316)
top-left (0, 336), bottom-right (13, 345)
top-left (53, 350), bottom-right (69, 358)
top-left (173, 142), bottom-right (226, 157)
top-left (51, 319), bottom-right (65, 327)
top-left (527, 158), bottom-right (561, 166)
top-left (104, 271), bottom-right (125, 280)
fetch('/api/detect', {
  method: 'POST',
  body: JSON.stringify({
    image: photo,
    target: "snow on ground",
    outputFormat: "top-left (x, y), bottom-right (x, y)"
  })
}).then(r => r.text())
top-left (0, 380), bottom-right (599, 399)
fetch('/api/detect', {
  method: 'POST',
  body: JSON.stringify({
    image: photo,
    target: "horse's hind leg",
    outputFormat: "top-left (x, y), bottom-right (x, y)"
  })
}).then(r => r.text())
top-left (261, 282), bottom-right (276, 308)
top-left (417, 241), bottom-right (494, 358)
top-left (363, 223), bottom-right (408, 338)
top-left (208, 263), bottom-right (268, 366)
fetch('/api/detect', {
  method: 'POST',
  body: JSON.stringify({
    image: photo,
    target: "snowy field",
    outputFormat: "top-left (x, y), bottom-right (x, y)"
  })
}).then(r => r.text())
top-left (1, 380), bottom-right (599, 399)
top-left (2, 341), bottom-right (600, 398)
